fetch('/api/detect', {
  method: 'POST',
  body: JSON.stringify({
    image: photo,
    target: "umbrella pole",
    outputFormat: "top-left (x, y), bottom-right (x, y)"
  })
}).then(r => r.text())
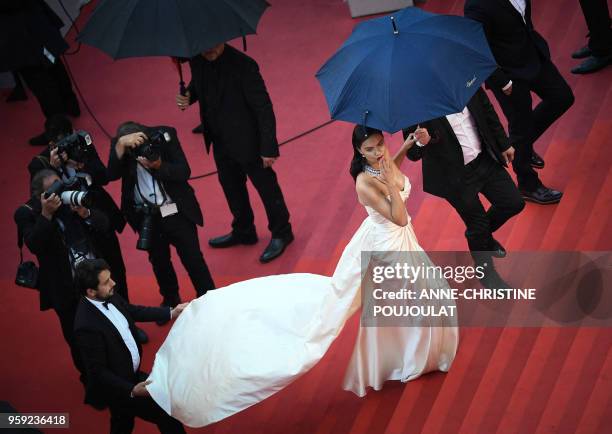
top-left (173, 58), bottom-right (187, 96)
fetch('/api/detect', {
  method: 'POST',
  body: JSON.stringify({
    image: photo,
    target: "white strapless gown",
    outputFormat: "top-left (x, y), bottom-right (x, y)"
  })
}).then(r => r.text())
top-left (147, 175), bottom-right (459, 427)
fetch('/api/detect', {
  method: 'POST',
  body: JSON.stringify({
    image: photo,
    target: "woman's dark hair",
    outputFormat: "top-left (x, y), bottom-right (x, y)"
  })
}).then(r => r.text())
top-left (74, 258), bottom-right (111, 296)
top-left (350, 125), bottom-right (383, 181)
top-left (30, 169), bottom-right (58, 198)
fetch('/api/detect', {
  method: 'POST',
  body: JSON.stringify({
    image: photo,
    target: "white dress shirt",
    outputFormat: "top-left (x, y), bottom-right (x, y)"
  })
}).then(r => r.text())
top-left (446, 107), bottom-right (482, 165)
top-left (87, 297), bottom-right (140, 372)
top-left (508, 0), bottom-right (527, 24)
top-left (134, 164), bottom-right (172, 206)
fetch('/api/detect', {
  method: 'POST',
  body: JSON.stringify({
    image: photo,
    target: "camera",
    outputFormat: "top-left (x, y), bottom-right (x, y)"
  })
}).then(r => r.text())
top-left (44, 178), bottom-right (92, 208)
top-left (132, 129), bottom-right (171, 161)
top-left (134, 203), bottom-right (156, 251)
top-left (55, 130), bottom-right (93, 162)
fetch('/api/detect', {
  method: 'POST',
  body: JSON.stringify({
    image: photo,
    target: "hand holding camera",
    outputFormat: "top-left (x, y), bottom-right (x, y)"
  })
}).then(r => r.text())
top-left (116, 132), bottom-right (147, 159)
top-left (40, 193), bottom-right (61, 220)
top-left (137, 156), bottom-right (162, 170)
top-left (50, 148), bottom-right (63, 169)
top-left (71, 205), bottom-right (91, 219)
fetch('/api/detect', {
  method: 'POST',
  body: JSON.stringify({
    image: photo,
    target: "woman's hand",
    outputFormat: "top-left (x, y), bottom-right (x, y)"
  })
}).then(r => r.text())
top-left (377, 156), bottom-right (392, 185)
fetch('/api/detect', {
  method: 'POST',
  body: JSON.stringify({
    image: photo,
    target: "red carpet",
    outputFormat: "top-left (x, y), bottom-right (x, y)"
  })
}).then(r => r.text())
top-left (1, 0), bottom-right (611, 433)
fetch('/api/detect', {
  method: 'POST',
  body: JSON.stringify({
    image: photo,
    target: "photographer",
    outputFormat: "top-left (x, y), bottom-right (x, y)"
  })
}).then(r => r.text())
top-left (14, 169), bottom-right (110, 380)
top-left (107, 121), bottom-right (215, 318)
top-left (26, 115), bottom-right (148, 343)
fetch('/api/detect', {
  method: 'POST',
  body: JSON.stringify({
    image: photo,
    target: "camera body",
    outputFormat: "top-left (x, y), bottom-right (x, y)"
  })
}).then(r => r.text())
top-left (134, 203), bottom-right (156, 251)
top-left (55, 130), bottom-right (93, 162)
top-left (132, 129), bottom-right (171, 161)
top-left (44, 175), bottom-right (92, 208)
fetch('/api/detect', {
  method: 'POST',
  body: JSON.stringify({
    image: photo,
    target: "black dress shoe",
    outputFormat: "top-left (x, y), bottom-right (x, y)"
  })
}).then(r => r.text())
top-left (134, 327), bottom-right (149, 344)
top-left (259, 234), bottom-right (294, 263)
top-left (29, 132), bottom-right (48, 146)
top-left (209, 232), bottom-right (258, 248)
top-left (156, 295), bottom-right (181, 325)
top-left (571, 45), bottom-right (592, 59)
top-left (192, 123), bottom-right (204, 134)
top-left (490, 238), bottom-right (507, 258)
top-left (571, 54), bottom-right (612, 74)
top-left (521, 186), bottom-right (563, 205)
top-left (530, 151), bottom-right (545, 169)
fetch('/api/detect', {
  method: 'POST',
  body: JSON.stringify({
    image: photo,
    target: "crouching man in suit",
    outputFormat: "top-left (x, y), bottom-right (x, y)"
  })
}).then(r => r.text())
top-left (73, 259), bottom-right (187, 434)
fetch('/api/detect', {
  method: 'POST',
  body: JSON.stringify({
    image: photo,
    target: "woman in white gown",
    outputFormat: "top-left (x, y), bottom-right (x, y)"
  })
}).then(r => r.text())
top-left (146, 125), bottom-right (459, 427)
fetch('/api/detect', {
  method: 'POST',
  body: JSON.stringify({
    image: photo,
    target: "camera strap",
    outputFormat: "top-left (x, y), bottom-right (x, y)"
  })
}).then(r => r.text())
top-left (135, 163), bottom-right (169, 206)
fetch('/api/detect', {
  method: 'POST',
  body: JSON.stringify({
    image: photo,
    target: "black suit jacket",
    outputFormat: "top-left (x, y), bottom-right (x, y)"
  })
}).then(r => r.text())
top-left (403, 88), bottom-right (510, 198)
top-left (464, 0), bottom-right (551, 89)
top-left (73, 295), bottom-right (170, 407)
top-left (0, 0), bottom-right (68, 71)
top-left (14, 199), bottom-right (109, 311)
top-left (188, 45), bottom-right (279, 164)
top-left (106, 126), bottom-right (203, 231)
top-left (28, 147), bottom-right (126, 233)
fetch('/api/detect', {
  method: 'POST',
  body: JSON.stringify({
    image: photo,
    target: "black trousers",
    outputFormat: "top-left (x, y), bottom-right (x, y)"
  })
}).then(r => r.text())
top-left (490, 60), bottom-right (574, 191)
top-left (54, 300), bottom-right (85, 378)
top-left (147, 212), bottom-right (215, 300)
top-left (109, 372), bottom-right (184, 434)
top-left (18, 58), bottom-right (78, 120)
top-left (97, 232), bottom-right (130, 302)
top-left (445, 153), bottom-right (525, 261)
top-left (579, 0), bottom-right (612, 56)
top-left (213, 146), bottom-right (292, 240)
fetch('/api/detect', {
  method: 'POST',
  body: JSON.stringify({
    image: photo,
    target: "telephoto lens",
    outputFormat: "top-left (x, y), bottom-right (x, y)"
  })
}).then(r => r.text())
top-left (60, 190), bottom-right (92, 208)
top-left (136, 213), bottom-right (155, 251)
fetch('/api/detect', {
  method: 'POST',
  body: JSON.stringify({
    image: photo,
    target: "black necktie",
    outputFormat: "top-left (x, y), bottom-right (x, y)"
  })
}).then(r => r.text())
top-left (102, 300), bottom-right (110, 310)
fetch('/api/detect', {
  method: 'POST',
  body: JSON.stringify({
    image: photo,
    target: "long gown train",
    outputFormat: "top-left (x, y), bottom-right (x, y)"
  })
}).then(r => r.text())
top-left (147, 176), bottom-right (458, 427)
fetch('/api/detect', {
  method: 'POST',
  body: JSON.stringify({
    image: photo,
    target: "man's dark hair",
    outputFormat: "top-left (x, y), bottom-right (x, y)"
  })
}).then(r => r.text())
top-left (74, 258), bottom-right (111, 296)
top-left (44, 114), bottom-right (73, 143)
top-left (116, 121), bottom-right (148, 138)
top-left (31, 169), bottom-right (58, 198)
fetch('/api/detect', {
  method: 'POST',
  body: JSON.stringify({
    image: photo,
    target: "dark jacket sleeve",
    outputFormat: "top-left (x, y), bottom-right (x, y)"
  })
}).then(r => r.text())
top-left (242, 60), bottom-right (279, 158)
top-left (402, 125), bottom-right (426, 162)
top-left (477, 89), bottom-right (511, 152)
top-left (126, 303), bottom-right (171, 323)
top-left (84, 146), bottom-right (110, 187)
top-left (464, 2), bottom-right (510, 89)
top-left (187, 79), bottom-right (199, 105)
top-left (74, 328), bottom-right (136, 400)
top-left (152, 128), bottom-right (191, 182)
top-left (106, 139), bottom-right (127, 182)
top-left (85, 208), bottom-right (110, 234)
top-left (14, 206), bottom-right (59, 255)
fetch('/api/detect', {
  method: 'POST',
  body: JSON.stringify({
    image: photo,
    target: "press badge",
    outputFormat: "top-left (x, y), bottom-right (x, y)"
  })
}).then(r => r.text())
top-left (160, 203), bottom-right (178, 218)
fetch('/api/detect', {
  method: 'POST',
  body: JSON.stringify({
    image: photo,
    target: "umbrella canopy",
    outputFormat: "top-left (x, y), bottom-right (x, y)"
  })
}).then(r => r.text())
top-left (316, 7), bottom-right (498, 133)
top-left (77, 0), bottom-right (269, 59)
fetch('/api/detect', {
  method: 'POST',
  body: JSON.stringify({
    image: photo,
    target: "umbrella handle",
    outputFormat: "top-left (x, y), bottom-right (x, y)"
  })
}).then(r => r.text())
top-left (179, 80), bottom-right (187, 96)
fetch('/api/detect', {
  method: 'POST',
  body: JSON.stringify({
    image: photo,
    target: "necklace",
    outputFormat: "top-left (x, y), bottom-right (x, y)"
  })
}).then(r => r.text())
top-left (364, 165), bottom-right (381, 176)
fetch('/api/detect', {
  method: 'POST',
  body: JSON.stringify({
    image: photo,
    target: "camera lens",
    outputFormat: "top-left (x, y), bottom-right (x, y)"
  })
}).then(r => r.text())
top-left (60, 191), bottom-right (92, 208)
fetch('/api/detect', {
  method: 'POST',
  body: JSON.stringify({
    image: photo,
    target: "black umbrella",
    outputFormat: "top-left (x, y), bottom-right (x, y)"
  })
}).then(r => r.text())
top-left (77, 0), bottom-right (270, 59)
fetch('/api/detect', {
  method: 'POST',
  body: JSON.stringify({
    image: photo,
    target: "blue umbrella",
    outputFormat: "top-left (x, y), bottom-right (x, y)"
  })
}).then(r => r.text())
top-left (316, 7), bottom-right (498, 133)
